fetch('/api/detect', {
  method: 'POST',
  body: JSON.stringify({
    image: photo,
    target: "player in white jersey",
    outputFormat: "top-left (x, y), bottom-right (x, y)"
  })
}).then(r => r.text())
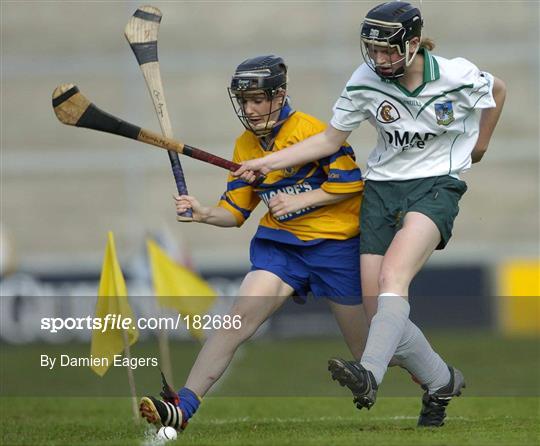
top-left (234, 2), bottom-right (506, 427)
top-left (333, 44), bottom-right (496, 182)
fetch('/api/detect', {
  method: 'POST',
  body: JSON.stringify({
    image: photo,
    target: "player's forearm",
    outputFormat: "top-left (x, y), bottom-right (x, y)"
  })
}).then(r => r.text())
top-left (263, 127), bottom-right (351, 171)
top-left (301, 189), bottom-right (360, 208)
top-left (471, 77), bottom-right (507, 163)
top-left (197, 206), bottom-right (238, 227)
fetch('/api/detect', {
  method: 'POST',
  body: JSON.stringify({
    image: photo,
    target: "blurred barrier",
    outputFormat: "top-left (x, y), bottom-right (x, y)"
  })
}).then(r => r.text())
top-left (1, 263), bottom-right (496, 344)
top-left (3, 260), bottom-right (540, 343)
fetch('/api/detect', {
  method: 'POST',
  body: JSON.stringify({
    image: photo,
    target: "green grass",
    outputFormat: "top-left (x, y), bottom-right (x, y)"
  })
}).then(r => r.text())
top-left (1, 332), bottom-right (539, 444)
top-left (1, 397), bottom-right (538, 445)
top-left (1, 332), bottom-right (539, 397)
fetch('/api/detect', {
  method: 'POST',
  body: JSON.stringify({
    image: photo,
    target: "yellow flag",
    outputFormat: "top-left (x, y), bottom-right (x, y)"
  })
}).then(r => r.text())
top-left (147, 239), bottom-right (216, 341)
top-left (90, 232), bottom-right (139, 376)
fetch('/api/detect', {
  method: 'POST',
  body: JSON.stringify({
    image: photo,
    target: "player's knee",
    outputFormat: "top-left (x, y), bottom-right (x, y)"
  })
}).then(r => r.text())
top-left (224, 308), bottom-right (261, 341)
top-left (377, 267), bottom-right (411, 293)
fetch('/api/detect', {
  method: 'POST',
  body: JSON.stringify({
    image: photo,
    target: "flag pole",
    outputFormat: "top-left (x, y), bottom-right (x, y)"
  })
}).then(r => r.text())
top-left (157, 307), bottom-right (174, 388)
top-left (122, 329), bottom-right (139, 421)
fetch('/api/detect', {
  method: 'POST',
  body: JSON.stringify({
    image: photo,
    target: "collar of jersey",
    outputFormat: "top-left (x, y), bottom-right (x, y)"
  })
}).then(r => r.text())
top-left (257, 100), bottom-right (295, 151)
top-left (386, 49), bottom-right (440, 97)
top-left (270, 100), bottom-right (294, 138)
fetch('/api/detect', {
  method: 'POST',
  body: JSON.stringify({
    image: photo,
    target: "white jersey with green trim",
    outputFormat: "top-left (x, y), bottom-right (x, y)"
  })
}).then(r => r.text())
top-left (330, 50), bottom-right (496, 181)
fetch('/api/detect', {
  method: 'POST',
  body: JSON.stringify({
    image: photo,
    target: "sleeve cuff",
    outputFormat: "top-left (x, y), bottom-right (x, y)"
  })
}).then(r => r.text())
top-left (217, 200), bottom-right (245, 227)
top-left (321, 180), bottom-right (364, 194)
top-left (330, 119), bottom-right (361, 132)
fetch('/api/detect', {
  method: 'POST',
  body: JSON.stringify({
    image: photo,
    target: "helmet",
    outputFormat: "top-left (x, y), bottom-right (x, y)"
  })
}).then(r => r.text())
top-left (360, 2), bottom-right (423, 79)
top-left (228, 55), bottom-right (288, 136)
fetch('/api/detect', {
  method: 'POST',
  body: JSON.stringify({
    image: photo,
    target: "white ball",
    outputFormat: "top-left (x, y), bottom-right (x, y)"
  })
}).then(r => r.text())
top-left (157, 426), bottom-right (177, 441)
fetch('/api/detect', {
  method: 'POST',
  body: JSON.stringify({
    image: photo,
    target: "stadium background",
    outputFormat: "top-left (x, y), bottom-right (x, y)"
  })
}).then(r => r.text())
top-left (1, 0), bottom-right (539, 400)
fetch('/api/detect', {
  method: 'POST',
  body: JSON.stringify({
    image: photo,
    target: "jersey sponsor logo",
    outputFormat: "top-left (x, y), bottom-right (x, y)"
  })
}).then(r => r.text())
top-left (435, 101), bottom-right (455, 126)
top-left (258, 182), bottom-right (316, 221)
top-left (376, 101), bottom-right (400, 124)
top-left (384, 130), bottom-right (440, 151)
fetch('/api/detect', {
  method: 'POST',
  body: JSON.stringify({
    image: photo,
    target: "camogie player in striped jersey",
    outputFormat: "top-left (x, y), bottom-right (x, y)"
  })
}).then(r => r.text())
top-left (235, 2), bottom-right (506, 427)
top-left (140, 55), bottom-right (367, 433)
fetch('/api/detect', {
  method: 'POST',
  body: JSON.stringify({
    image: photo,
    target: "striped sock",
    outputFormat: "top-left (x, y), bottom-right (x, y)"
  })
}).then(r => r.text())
top-left (161, 400), bottom-right (184, 430)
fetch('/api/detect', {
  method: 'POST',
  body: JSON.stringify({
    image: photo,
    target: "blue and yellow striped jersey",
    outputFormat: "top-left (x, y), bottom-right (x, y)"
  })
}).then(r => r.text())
top-left (218, 110), bottom-right (364, 245)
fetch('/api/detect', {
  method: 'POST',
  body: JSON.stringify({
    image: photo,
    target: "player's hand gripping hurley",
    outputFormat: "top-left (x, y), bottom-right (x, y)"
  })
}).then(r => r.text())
top-left (124, 5), bottom-right (192, 222)
top-left (52, 84), bottom-right (242, 172)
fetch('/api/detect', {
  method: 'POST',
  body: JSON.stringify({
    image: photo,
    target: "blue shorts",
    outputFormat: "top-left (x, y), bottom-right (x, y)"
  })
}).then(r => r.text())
top-left (249, 236), bottom-right (361, 305)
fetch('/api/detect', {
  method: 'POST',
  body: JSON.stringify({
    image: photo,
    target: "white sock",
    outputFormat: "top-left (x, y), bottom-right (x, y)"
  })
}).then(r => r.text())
top-left (360, 293), bottom-right (410, 385)
top-left (394, 320), bottom-right (451, 393)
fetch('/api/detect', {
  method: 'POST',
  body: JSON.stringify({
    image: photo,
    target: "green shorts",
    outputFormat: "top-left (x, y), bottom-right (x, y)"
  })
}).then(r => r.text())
top-left (359, 175), bottom-right (468, 255)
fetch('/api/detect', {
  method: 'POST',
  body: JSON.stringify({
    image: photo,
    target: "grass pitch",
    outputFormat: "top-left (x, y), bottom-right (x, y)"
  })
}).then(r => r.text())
top-left (1, 396), bottom-right (538, 445)
top-left (1, 332), bottom-right (539, 445)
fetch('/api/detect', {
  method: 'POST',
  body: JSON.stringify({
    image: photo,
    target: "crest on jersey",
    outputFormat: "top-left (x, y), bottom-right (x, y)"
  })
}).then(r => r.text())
top-left (282, 167), bottom-right (297, 177)
top-left (376, 101), bottom-right (400, 124)
top-left (435, 101), bottom-right (455, 126)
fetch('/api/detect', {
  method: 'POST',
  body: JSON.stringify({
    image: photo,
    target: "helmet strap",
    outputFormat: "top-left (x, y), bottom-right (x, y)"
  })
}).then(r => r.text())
top-left (405, 36), bottom-right (421, 67)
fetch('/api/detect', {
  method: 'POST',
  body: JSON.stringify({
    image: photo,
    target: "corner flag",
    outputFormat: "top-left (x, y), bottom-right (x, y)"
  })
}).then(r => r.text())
top-left (147, 239), bottom-right (216, 341)
top-left (90, 232), bottom-right (139, 376)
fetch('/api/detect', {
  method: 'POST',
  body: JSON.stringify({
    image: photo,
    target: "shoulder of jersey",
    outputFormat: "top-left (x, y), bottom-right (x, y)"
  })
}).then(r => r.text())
top-left (346, 63), bottom-right (379, 87)
top-left (289, 110), bottom-right (326, 130)
top-left (235, 128), bottom-right (258, 148)
top-left (281, 110), bottom-right (326, 141)
top-left (435, 54), bottom-right (483, 83)
top-left (232, 111), bottom-right (326, 154)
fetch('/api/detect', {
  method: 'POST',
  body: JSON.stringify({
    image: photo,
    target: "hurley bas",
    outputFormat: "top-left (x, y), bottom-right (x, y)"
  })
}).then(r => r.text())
top-left (40, 354), bottom-right (158, 370)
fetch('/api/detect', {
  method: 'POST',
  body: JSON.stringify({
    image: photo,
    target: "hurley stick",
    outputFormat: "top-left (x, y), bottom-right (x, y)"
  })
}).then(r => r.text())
top-left (125, 5), bottom-right (192, 222)
top-left (52, 84), bottom-right (242, 172)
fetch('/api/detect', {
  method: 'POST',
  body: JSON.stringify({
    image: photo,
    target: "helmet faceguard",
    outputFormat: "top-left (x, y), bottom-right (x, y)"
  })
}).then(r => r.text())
top-left (360, 2), bottom-right (423, 79)
top-left (228, 55), bottom-right (288, 136)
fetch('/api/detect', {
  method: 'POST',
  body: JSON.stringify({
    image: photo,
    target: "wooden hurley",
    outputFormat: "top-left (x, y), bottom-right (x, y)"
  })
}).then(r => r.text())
top-left (124, 5), bottom-right (192, 222)
top-left (52, 84), bottom-right (241, 172)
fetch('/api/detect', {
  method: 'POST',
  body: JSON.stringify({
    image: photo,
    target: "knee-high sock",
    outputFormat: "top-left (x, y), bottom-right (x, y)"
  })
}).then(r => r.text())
top-left (360, 293), bottom-right (410, 385)
top-left (394, 320), bottom-right (451, 393)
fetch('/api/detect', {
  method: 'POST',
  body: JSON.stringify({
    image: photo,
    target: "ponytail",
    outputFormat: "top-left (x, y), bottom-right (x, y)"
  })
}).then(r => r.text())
top-left (420, 37), bottom-right (435, 51)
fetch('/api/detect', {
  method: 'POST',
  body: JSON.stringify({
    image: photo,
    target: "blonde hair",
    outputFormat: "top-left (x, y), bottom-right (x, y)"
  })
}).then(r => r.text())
top-left (420, 37), bottom-right (436, 51)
